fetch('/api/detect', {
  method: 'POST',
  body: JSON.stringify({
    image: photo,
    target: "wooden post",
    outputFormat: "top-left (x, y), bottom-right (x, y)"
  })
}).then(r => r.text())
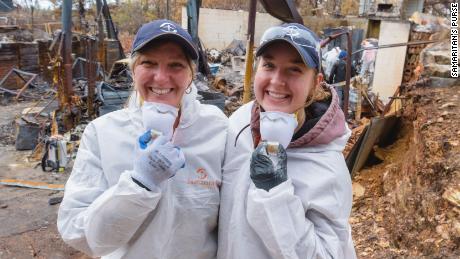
top-left (242, 0), bottom-right (257, 103)
top-left (355, 77), bottom-right (362, 121)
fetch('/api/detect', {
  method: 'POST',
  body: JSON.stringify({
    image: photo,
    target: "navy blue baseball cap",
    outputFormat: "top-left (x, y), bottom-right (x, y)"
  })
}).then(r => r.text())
top-left (131, 19), bottom-right (199, 60)
top-left (256, 23), bottom-right (321, 71)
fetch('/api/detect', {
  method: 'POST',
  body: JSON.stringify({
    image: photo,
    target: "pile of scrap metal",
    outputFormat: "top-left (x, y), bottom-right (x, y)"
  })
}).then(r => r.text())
top-left (2, 0), bottom-right (130, 174)
top-left (0, 69), bottom-right (42, 101)
top-left (56, 0), bottom-right (126, 124)
top-left (203, 39), bottom-right (248, 116)
top-left (203, 46), bottom-right (246, 116)
top-left (0, 23), bottom-right (49, 101)
top-left (206, 39), bottom-right (246, 77)
top-left (210, 76), bottom-right (242, 116)
top-left (207, 39), bottom-right (246, 65)
top-left (343, 11), bottom-right (452, 175)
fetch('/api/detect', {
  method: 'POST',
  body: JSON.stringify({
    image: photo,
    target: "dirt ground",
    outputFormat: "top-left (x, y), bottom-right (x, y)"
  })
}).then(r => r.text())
top-left (351, 84), bottom-right (460, 258)
top-left (0, 84), bottom-right (459, 258)
top-left (0, 100), bottom-right (89, 259)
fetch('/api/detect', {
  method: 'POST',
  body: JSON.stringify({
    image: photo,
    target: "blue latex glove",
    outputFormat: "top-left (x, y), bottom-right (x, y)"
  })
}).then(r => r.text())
top-left (250, 141), bottom-right (287, 192)
top-left (132, 131), bottom-right (185, 190)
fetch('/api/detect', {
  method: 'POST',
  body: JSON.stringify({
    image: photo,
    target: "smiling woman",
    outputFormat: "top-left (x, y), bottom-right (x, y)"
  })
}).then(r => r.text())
top-left (57, 19), bottom-right (228, 258)
top-left (130, 39), bottom-right (194, 107)
top-left (218, 23), bottom-right (357, 259)
top-left (130, 40), bottom-right (194, 107)
top-left (254, 41), bottom-right (319, 114)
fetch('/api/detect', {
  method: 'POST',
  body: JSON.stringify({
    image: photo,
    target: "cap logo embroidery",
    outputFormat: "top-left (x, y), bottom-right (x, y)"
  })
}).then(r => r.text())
top-left (283, 25), bottom-right (301, 38)
top-left (160, 22), bottom-right (177, 33)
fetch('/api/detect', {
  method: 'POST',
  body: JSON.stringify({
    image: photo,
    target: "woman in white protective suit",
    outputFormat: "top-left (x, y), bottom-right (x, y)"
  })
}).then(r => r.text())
top-left (218, 23), bottom-right (357, 259)
top-left (57, 19), bottom-right (227, 258)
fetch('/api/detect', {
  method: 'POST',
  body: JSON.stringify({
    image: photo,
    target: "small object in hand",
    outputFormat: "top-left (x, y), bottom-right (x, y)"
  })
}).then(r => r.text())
top-left (149, 129), bottom-right (162, 141)
top-left (265, 141), bottom-right (279, 155)
top-left (139, 129), bottom-right (162, 150)
top-left (266, 141), bottom-right (281, 165)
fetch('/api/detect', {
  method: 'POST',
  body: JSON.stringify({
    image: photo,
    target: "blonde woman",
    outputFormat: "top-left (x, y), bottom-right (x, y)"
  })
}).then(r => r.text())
top-left (219, 23), bottom-right (356, 258)
top-left (58, 20), bottom-right (227, 258)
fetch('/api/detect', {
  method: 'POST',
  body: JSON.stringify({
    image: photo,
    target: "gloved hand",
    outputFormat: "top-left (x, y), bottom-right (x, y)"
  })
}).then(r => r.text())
top-left (132, 131), bottom-right (185, 190)
top-left (250, 141), bottom-right (287, 192)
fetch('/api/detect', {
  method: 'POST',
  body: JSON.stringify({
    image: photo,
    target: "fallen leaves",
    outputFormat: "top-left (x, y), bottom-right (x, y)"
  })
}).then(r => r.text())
top-left (443, 186), bottom-right (460, 208)
top-left (440, 102), bottom-right (457, 109)
top-left (352, 182), bottom-right (366, 199)
top-left (351, 85), bottom-right (460, 258)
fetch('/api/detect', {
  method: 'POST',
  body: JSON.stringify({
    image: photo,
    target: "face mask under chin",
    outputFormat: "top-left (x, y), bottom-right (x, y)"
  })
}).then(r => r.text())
top-left (141, 101), bottom-right (179, 140)
top-left (259, 111), bottom-right (298, 149)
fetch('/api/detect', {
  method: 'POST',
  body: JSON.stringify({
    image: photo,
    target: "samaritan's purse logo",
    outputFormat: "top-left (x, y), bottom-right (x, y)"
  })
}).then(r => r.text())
top-left (196, 167), bottom-right (207, 179)
top-left (160, 22), bottom-right (177, 33)
top-left (187, 167), bottom-right (220, 189)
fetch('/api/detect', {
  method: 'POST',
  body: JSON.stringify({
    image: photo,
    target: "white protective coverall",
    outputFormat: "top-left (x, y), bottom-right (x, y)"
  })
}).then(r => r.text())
top-left (218, 87), bottom-right (357, 259)
top-left (57, 84), bottom-right (228, 258)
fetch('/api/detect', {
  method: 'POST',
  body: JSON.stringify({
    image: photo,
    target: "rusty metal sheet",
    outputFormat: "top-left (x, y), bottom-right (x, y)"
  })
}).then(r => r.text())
top-left (346, 124), bottom-right (369, 172)
top-left (0, 68), bottom-right (38, 99)
top-left (348, 115), bottom-right (399, 174)
top-left (258, 0), bottom-right (303, 24)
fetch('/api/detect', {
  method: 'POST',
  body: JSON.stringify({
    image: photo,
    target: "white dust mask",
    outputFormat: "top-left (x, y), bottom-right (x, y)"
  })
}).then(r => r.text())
top-left (141, 101), bottom-right (179, 140)
top-left (259, 111), bottom-right (298, 149)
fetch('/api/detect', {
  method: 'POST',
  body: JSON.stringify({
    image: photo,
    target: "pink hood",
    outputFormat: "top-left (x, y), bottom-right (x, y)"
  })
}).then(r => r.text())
top-left (250, 84), bottom-right (347, 148)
